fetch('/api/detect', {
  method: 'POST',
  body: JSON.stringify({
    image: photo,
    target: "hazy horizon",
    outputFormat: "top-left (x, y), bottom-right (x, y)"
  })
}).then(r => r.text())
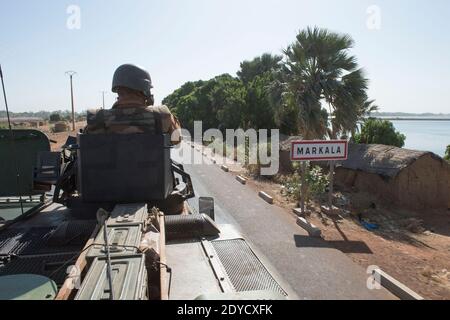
top-left (1, 0), bottom-right (450, 114)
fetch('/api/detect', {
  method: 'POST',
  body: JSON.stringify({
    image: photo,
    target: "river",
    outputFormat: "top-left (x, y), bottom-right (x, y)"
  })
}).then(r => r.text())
top-left (390, 120), bottom-right (449, 157)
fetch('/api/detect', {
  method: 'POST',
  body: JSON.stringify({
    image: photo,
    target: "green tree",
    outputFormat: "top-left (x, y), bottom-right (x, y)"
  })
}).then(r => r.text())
top-left (211, 75), bottom-right (247, 129)
top-left (237, 53), bottom-right (282, 84)
top-left (163, 74), bottom-right (246, 133)
top-left (236, 54), bottom-right (282, 131)
top-left (49, 113), bottom-right (61, 122)
top-left (244, 73), bottom-right (277, 130)
top-left (270, 26), bottom-right (370, 139)
top-left (162, 80), bottom-right (204, 113)
top-left (353, 118), bottom-right (406, 147)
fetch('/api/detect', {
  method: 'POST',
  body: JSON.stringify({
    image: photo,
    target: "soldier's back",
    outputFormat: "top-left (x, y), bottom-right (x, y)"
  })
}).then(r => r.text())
top-left (85, 106), bottom-right (159, 134)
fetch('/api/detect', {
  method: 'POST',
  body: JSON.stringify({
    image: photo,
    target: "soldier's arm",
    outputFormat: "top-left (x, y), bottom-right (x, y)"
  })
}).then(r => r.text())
top-left (157, 105), bottom-right (182, 145)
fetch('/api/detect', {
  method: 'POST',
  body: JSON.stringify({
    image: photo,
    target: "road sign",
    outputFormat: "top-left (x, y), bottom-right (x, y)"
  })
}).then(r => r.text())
top-left (291, 140), bottom-right (348, 161)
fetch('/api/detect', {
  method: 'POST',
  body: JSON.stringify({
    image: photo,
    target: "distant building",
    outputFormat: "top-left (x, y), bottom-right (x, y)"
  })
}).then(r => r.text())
top-left (0, 117), bottom-right (45, 128)
top-left (335, 144), bottom-right (450, 210)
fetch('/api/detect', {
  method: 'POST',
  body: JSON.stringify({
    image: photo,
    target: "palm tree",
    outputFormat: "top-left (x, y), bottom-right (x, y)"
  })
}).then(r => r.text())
top-left (333, 97), bottom-right (379, 139)
top-left (270, 26), bottom-right (373, 212)
top-left (273, 26), bottom-right (370, 139)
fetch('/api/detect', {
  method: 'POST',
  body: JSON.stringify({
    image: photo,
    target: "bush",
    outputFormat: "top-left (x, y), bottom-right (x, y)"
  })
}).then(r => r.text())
top-left (354, 118), bottom-right (406, 147)
top-left (280, 164), bottom-right (329, 202)
top-left (306, 166), bottom-right (329, 197)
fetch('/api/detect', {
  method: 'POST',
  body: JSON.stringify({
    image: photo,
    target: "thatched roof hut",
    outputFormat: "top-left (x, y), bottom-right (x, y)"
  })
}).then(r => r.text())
top-left (336, 144), bottom-right (450, 210)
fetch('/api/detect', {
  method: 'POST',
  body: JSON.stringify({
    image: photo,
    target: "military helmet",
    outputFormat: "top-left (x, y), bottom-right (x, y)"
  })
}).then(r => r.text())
top-left (112, 64), bottom-right (153, 99)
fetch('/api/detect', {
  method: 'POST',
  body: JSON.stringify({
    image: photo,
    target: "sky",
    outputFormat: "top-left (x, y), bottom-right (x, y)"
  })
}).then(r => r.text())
top-left (0, 0), bottom-right (449, 114)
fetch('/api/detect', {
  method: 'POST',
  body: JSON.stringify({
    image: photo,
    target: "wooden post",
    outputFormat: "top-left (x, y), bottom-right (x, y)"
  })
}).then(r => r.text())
top-left (245, 136), bottom-right (249, 166)
top-left (300, 161), bottom-right (308, 215)
top-left (328, 161), bottom-right (335, 210)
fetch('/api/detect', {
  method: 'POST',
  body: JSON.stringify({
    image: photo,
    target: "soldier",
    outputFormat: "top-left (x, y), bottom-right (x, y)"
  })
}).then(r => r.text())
top-left (84, 64), bottom-right (185, 214)
top-left (85, 64), bottom-right (181, 144)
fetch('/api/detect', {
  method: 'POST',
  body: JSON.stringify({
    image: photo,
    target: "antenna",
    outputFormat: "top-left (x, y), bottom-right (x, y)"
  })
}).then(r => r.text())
top-left (101, 91), bottom-right (107, 109)
top-left (97, 208), bottom-right (115, 300)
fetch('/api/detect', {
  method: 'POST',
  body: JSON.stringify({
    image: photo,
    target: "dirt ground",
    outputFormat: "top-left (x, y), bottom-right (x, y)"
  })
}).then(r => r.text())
top-left (235, 169), bottom-right (450, 300)
top-left (38, 121), bottom-right (86, 151)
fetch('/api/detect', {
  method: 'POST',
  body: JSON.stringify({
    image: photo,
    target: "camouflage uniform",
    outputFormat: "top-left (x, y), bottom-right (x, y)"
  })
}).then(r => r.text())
top-left (84, 104), bottom-right (181, 144)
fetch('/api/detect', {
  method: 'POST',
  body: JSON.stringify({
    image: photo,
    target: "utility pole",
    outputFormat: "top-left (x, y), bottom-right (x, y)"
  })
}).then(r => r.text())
top-left (65, 71), bottom-right (77, 131)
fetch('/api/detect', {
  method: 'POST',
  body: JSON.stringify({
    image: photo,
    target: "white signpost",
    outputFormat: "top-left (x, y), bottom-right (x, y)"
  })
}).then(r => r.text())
top-left (291, 140), bottom-right (349, 215)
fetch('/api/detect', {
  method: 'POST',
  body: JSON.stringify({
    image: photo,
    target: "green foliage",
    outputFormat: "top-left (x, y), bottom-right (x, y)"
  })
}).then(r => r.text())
top-left (444, 145), bottom-right (450, 162)
top-left (353, 118), bottom-right (406, 147)
top-left (271, 26), bottom-right (371, 139)
top-left (305, 166), bottom-right (329, 197)
top-left (49, 113), bottom-right (62, 122)
top-left (281, 165), bottom-right (329, 202)
top-left (163, 54), bottom-right (283, 134)
top-left (244, 73), bottom-right (278, 130)
top-left (281, 172), bottom-right (302, 199)
top-left (164, 27), bottom-right (375, 141)
top-left (237, 53), bottom-right (282, 84)
top-left (163, 74), bottom-right (246, 133)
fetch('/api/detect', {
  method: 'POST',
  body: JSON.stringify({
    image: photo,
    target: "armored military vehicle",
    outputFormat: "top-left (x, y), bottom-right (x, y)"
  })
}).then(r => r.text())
top-left (0, 129), bottom-right (294, 300)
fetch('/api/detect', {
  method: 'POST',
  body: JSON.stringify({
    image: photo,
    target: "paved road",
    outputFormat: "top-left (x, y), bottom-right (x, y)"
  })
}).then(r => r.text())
top-left (172, 142), bottom-right (395, 300)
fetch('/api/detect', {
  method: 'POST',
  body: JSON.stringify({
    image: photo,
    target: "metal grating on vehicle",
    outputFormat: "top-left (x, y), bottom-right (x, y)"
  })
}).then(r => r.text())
top-left (212, 239), bottom-right (287, 296)
top-left (29, 220), bottom-right (97, 255)
top-left (0, 253), bottom-right (78, 286)
top-left (0, 228), bottom-right (27, 255)
top-left (13, 227), bottom-right (57, 255)
top-left (0, 221), bottom-right (96, 256)
top-left (0, 227), bottom-right (57, 255)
